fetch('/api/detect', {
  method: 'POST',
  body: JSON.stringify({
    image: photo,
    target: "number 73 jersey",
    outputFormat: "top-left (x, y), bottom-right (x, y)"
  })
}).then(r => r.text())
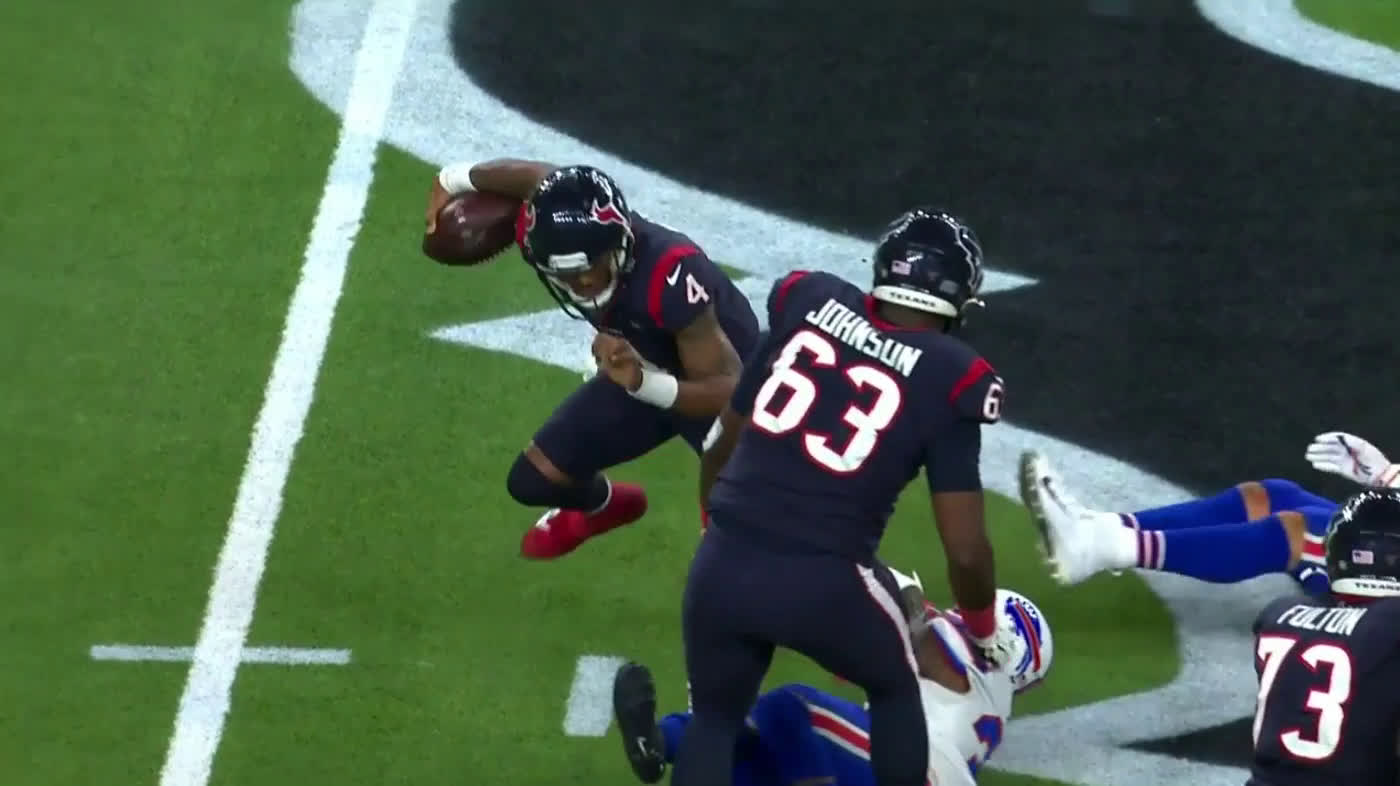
top-left (1248, 594), bottom-right (1400, 786)
top-left (708, 270), bottom-right (1004, 562)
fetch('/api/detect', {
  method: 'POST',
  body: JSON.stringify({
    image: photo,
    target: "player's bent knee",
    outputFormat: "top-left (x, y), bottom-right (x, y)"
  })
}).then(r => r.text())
top-left (506, 451), bottom-right (569, 506)
top-left (525, 443), bottom-right (574, 483)
top-left (1258, 478), bottom-right (1304, 507)
top-left (1275, 510), bottom-right (1308, 541)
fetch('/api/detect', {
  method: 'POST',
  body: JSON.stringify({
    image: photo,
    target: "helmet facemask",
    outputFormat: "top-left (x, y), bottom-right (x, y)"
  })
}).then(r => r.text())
top-left (537, 247), bottom-right (630, 317)
top-left (520, 166), bottom-right (637, 321)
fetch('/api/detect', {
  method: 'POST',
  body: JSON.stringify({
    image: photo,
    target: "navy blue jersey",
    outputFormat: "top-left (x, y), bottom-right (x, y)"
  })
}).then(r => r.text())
top-left (1248, 594), bottom-right (1400, 786)
top-left (707, 271), bottom-right (1004, 561)
top-left (587, 215), bottom-right (759, 374)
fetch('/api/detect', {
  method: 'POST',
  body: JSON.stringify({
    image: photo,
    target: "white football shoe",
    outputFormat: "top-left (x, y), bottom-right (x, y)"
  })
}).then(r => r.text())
top-left (1018, 451), bottom-right (1133, 584)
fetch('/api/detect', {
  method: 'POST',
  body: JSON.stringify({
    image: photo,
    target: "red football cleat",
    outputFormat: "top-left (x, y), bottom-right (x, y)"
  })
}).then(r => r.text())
top-left (519, 483), bottom-right (649, 560)
top-left (520, 508), bottom-right (589, 560)
top-left (586, 482), bottom-right (648, 537)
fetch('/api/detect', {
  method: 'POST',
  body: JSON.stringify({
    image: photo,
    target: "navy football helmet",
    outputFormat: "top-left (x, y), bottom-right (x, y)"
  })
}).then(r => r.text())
top-left (1325, 489), bottom-right (1400, 600)
top-left (870, 207), bottom-right (985, 331)
top-left (517, 165), bottom-right (636, 317)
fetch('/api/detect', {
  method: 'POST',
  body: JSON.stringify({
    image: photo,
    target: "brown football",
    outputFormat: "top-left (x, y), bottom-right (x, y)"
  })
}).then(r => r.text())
top-left (422, 190), bottom-right (521, 266)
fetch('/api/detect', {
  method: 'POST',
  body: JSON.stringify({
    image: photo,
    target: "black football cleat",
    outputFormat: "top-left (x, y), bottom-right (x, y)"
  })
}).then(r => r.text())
top-left (613, 661), bottom-right (667, 784)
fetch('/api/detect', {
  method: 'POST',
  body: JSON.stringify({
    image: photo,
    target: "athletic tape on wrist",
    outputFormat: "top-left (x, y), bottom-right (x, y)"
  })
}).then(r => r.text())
top-left (437, 162), bottom-right (477, 193)
top-left (629, 369), bottom-right (679, 409)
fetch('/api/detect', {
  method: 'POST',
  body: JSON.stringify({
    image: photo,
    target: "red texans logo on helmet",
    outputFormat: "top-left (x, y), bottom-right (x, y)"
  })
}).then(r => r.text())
top-left (589, 199), bottom-right (627, 227)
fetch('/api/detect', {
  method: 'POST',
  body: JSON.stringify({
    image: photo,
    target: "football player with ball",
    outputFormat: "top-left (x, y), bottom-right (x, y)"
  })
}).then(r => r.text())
top-left (423, 160), bottom-right (760, 559)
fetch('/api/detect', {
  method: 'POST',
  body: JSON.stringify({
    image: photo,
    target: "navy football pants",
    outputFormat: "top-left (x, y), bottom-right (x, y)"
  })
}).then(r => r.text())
top-left (673, 523), bottom-right (928, 786)
top-left (531, 375), bottom-right (713, 480)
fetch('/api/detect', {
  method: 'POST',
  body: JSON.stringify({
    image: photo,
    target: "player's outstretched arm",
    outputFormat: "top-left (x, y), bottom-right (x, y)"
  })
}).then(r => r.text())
top-left (1306, 431), bottom-right (1400, 488)
top-left (458, 159), bottom-right (557, 199)
top-left (926, 417), bottom-right (999, 644)
top-left (425, 158), bottom-right (556, 231)
top-left (440, 158), bottom-right (556, 200)
top-left (672, 306), bottom-right (744, 418)
top-left (926, 355), bottom-right (1007, 651)
top-left (931, 488), bottom-right (998, 629)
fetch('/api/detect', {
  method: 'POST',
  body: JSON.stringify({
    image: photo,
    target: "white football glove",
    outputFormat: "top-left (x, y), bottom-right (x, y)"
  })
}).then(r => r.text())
top-left (1305, 432), bottom-right (1400, 488)
top-left (972, 616), bottom-right (1022, 671)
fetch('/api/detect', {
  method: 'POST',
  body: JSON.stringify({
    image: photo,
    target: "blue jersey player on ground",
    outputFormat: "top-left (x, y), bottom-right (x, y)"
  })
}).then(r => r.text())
top-left (1017, 432), bottom-right (1400, 593)
top-left (613, 569), bottom-right (1055, 786)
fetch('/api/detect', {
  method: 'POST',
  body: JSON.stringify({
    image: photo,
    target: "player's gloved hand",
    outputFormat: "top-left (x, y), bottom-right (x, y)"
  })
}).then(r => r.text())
top-left (1306, 432), bottom-right (1400, 488)
top-left (971, 617), bottom-right (1022, 671)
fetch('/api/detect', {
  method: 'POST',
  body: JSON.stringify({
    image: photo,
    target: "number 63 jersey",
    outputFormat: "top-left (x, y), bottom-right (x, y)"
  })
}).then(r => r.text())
top-left (707, 270), bottom-right (1004, 562)
top-left (1248, 594), bottom-right (1400, 786)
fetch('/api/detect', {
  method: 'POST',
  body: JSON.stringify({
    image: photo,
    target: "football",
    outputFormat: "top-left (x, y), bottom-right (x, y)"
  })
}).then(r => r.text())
top-left (422, 190), bottom-right (521, 266)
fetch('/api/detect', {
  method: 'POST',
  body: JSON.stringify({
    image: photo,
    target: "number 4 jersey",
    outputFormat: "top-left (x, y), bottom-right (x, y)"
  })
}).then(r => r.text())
top-left (707, 270), bottom-right (1004, 562)
top-left (1249, 594), bottom-right (1400, 786)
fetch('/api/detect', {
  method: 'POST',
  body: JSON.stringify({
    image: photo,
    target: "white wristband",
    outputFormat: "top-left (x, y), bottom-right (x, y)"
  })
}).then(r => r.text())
top-left (437, 162), bottom-right (477, 193)
top-left (629, 369), bottom-right (679, 409)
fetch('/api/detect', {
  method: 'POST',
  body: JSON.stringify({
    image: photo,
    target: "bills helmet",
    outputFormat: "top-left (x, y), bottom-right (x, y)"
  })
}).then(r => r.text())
top-left (871, 207), bottom-right (986, 331)
top-left (1325, 489), bottom-right (1400, 600)
top-left (992, 589), bottom-right (1053, 693)
top-left (891, 569), bottom-right (1053, 694)
top-left (517, 165), bottom-right (636, 317)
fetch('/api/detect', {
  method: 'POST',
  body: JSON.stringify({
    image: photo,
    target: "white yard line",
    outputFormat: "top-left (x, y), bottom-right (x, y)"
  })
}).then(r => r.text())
top-left (563, 655), bottom-right (628, 737)
top-left (92, 645), bottom-right (352, 665)
top-left (1195, 0), bottom-right (1400, 93)
top-left (155, 2), bottom-right (418, 784)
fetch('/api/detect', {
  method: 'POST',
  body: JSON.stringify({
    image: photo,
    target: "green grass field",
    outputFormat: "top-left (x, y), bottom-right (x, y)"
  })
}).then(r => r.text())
top-left (1298, 0), bottom-right (1400, 49)
top-left (1, 1), bottom-right (1395, 784)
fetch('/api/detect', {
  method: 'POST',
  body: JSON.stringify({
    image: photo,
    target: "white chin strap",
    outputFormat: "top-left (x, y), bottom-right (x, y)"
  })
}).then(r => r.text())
top-left (870, 285), bottom-right (959, 317)
top-left (547, 250), bottom-right (622, 310)
top-left (552, 274), bottom-right (618, 310)
top-left (1331, 576), bottom-right (1400, 597)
